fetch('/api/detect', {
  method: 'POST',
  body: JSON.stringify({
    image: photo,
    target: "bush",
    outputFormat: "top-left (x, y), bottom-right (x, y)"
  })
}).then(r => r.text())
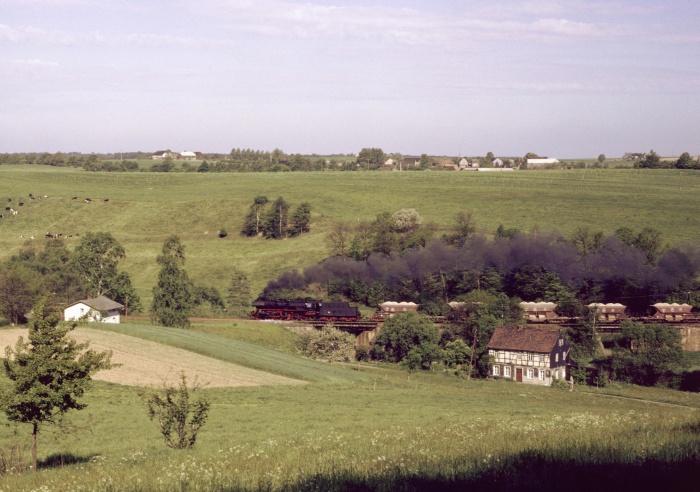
top-left (355, 345), bottom-right (370, 362)
top-left (302, 324), bottom-right (356, 364)
top-left (218, 229), bottom-right (228, 238)
top-left (144, 373), bottom-right (210, 450)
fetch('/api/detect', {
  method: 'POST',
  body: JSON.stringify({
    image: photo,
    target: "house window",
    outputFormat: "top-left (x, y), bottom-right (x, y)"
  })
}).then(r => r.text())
top-left (558, 339), bottom-right (563, 347)
top-left (527, 353), bottom-right (533, 361)
top-left (504, 366), bottom-right (511, 377)
top-left (555, 353), bottom-right (559, 363)
top-left (526, 368), bottom-right (534, 379)
top-left (538, 369), bottom-right (544, 380)
top-left (493, 365), bottom-right (500, 376)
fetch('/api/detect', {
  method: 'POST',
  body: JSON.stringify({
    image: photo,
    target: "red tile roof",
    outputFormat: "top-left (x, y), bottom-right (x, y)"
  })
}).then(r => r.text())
top-left (488, 326), bottom-right (561, 353)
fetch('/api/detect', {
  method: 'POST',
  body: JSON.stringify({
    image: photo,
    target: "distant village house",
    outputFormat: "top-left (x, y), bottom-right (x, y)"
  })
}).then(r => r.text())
top-left (64, 296), bottom-right (124, 324)
top-left (152, 150), bottom-right (203, 161)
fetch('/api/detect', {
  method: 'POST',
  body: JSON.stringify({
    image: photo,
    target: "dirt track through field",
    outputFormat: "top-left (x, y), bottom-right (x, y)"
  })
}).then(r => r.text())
top-left (0, 328), bottom-right (305, 388)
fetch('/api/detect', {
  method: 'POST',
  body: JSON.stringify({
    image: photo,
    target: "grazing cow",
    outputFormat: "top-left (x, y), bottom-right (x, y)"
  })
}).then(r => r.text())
top-left (72, 196), bottom-right (78, 200)
top-left (7, 198), bottom-right (11, 202)
top-left (84, 198), bottom-right (92, 203)
top-left (12, 210), bottom-right (17, 215)
top-left (103, 198), bottom-right (109, 202)
top-left (29, 193), bottom-right (33, 197)
top-left (0, 214), bottom-right (3, 219)
top-left (30, 235), bottom-right (35, 240)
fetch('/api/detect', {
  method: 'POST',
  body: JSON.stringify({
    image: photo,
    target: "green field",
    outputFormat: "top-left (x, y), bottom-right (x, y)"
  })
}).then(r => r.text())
top-left (0, 321), bottom-right (698, 491)
top-left (1, 166), bottom-right (698, 309)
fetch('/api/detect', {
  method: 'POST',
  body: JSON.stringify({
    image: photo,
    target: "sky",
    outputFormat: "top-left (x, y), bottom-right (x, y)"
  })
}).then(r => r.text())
top-left (1, 0), bottom-right (698, 158)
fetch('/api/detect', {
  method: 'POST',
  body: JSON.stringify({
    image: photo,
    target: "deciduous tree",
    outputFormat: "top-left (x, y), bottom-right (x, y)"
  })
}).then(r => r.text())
top-left (375, 311), bottom-right (439, 363)
top-left (610, 321), bottom-right (687, 386)
top-left (444, 211), bottom-right (476, 247)
top-left (2, 297), bottom-right (113, 470)
top-left (241, 196), bottom-right (269, 236)
top-left (71, 232), bottom-right (141, 311)
top-left (263, 196), bottom-right (290, 239)
top-left (326, 221), bottom-right (353, 259)
top-left (356, 148), bottom-right (385, 170)
top-left (0, 264), bottom-right (40, 324)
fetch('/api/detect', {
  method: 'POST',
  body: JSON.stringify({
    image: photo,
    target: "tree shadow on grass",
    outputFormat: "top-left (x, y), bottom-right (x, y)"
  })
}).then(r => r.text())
top-left (680, 369), bottom-right (700, 392)
top-left (277, 453), bottom-right (700, 492)
top-left (39, 453), bottom-right (97, 470)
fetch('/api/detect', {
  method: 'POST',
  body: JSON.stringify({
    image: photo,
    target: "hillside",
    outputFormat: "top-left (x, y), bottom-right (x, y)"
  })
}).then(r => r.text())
top-left (0, 320), bottom-right (698, 490)
top-left (1, 166), bottom-right (699, 308)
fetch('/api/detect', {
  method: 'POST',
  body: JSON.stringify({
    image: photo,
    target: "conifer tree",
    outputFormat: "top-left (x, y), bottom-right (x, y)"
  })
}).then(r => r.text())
top-left (151, 236), bottom-right (194, 327)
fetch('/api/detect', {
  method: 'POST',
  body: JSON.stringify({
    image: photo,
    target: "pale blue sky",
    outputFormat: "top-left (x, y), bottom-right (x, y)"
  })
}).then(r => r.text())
top-left (1, 0), bottom-right (698, 157)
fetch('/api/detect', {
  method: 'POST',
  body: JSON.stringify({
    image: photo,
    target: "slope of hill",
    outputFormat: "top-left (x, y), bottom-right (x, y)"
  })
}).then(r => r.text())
top-left (95, 322), bottom-right (369, 383)
top-left (1, 166), bottom-right (699, 308)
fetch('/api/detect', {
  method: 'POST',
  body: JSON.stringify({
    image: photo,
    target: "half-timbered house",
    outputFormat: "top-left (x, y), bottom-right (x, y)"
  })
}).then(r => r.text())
top-left (488, 325), bottom-right (569, 386)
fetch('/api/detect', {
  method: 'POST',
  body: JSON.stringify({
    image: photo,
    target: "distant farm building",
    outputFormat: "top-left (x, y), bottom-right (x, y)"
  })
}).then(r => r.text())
top-left (64, 296), bottom-right (124, 324)
top-left (488, 325), bottom-right (570, 386)
top-left (152, 150), bottom-right (202, 160)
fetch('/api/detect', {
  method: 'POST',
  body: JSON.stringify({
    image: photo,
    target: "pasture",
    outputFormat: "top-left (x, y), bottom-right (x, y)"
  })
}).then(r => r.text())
top-left (0, 320), bottom-right (698, 491)
top-left (1, 166), bottom-right (698, 309)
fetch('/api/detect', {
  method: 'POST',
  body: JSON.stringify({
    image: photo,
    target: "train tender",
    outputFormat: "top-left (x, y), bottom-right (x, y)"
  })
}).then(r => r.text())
top-left (250, 298), bottom-right (363, 322)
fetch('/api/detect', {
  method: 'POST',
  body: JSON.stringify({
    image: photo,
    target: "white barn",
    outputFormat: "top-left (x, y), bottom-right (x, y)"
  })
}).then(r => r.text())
top-left (64, 296), bottom-right (124, 324)
top-left (526, 158), bottom-right (560, 166)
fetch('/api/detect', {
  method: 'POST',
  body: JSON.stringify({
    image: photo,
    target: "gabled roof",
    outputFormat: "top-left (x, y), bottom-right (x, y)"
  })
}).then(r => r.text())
top-left (488, 326), bottom-right (562, 353)
top-left (68, 296), bottom-right (124, 311)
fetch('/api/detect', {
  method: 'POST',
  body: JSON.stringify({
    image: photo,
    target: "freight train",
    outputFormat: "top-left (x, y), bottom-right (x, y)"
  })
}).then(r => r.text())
top-left (521, 301), bottom-right (699, 325)
top-left (250, 298), bottom-right (363, 322)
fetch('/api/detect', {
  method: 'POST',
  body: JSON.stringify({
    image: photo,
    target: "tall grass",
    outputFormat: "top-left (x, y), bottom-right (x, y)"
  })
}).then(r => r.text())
top-left (1, 373), bottom-right (697, 491)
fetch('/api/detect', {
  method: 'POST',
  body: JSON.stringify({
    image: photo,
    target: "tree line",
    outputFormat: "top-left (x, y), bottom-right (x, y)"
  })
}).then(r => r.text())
top-left (315, 209), bottom-right (698, 316)
top-left (2, 148), bottom-right (698, 173)
top-left (0, 233), bottom-right (254, 327)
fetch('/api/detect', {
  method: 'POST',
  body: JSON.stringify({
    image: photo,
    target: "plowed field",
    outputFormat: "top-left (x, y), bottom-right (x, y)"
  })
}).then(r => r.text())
top-left (0, 328), bottom-right (305, 388)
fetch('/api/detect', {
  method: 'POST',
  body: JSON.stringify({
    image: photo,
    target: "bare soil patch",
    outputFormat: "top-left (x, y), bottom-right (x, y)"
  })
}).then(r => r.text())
top-left (0, 328), bottom-right (305, 388)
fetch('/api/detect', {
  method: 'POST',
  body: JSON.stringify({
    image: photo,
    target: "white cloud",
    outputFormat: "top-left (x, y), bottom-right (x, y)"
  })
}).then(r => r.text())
top-left (202, 0), bottom-right (617, 47)
top-left (0, 24), bottom-right (229, 49)
top-left (14, 58), bottom-right (59, 66)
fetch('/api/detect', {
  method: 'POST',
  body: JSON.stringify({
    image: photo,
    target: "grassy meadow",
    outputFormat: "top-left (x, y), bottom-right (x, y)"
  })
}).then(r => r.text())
top-left (1, 166), bottom-right (698, 308)
top-left (0, 320), bottom-right (699, 491)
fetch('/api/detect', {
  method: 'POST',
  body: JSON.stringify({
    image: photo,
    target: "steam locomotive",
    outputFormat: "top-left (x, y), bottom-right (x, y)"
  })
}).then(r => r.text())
top-left (250, 298), bottom-right (363, 322)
